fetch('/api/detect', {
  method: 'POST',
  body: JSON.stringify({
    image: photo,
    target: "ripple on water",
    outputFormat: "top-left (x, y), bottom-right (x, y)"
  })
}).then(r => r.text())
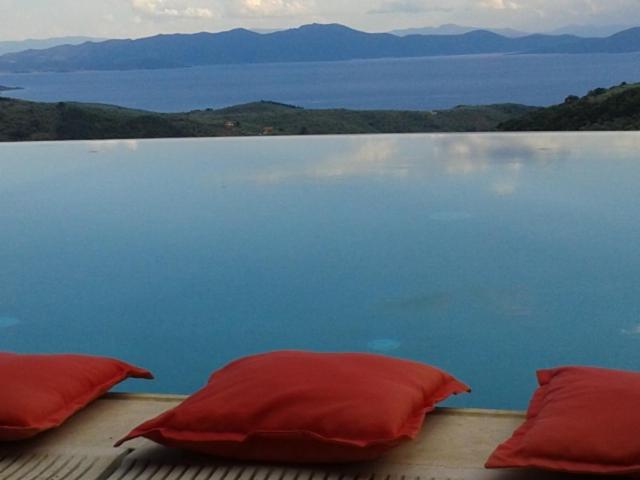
top-left (0, 317), bottom-right (20, 329)
top-left (621, 325), bottom-right (640, 336)
top-left (429, 212), bottom-right (473, 222)
top-left (367, 338), bottom-right (402, 353)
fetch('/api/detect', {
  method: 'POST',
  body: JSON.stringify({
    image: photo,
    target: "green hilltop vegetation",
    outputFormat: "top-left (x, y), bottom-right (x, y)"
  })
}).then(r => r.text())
top-left (0, 97), bottom-right (531, 142)
top-left (1, 81), bottom-right (639, 142)
top-left (500, 82), bottom-right (640, 131)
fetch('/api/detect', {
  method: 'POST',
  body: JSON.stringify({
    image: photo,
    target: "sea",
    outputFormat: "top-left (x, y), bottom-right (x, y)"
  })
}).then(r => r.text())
top-left (1, 53), bottom-right (640, 112)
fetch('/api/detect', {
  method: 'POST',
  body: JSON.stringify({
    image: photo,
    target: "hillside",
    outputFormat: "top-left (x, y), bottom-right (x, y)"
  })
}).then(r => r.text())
top-left (0, 23), bottom-right (633, 73)
top-left (0, 97), bottom-right (532, 142)
top-left (3, 81), bottom-right (639, 141)
top-left (499, 82), bottom-right (640, 131)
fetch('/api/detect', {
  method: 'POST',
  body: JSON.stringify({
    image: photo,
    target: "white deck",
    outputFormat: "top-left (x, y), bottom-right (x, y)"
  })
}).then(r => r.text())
top-left (0, 394), bottom-right (593, 480)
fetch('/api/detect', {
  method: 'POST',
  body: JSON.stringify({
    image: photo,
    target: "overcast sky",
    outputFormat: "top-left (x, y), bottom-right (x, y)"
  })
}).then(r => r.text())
top-left (1, 0), bottom-right (639, 40)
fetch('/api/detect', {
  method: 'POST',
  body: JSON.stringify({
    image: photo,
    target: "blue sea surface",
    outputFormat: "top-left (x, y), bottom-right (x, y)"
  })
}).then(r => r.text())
top-left (1, 53), bottom-right (640, 111)
top-left (1, 133), bottom-right (640, 409)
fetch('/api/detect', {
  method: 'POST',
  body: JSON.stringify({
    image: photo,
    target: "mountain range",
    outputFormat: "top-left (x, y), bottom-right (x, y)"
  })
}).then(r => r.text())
top-left (390, 24), bottom-right (635, 38)
top-left (546, 24), bottom-right (636, 37)
top-left (390, 24), bottom-right (529, 37)
top-left (0, 23), bottom-right (639, 73)
top-left (0, 36), bottom-right (103, 56)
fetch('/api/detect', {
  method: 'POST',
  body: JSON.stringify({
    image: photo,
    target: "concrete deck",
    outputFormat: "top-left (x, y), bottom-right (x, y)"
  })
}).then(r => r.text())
top-left (0, 394), bottom-right (595, 480)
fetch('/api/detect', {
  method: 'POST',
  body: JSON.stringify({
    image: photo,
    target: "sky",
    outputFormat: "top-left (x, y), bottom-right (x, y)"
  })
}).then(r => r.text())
top-left (1, 0), bottom-right (639, 40)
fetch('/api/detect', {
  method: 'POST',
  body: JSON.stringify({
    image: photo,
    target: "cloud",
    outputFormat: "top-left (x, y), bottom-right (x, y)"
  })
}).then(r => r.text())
top-left (131, 0), bottom-right (215, 18)
top-left (7, 0), bottom-right (640, 41)
top-left (480, 0), bottom-right (520, 9)
top-left (368, 0), bottom-right (452, 14)
top-left (233, 0), bottom-right (312, 17)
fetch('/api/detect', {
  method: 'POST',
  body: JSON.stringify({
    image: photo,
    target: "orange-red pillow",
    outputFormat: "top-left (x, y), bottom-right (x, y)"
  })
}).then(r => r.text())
top-left (0, 352), bottom-right (153, 441)
top-left (486, 366), bottom-right (640, 476)
top-left (117, 350), bottom-right (469, 463)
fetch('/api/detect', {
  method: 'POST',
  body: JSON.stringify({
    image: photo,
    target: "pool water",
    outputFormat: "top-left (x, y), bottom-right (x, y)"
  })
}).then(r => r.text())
top-left (1, 133), bottom-right (639, 409)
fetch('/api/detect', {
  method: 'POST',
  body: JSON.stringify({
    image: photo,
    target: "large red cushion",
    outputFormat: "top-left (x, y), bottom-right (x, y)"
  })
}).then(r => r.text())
top-left (117, 350), bottom-right (469, 463)
top-left (486, 366), bottom-right (640, 475)
top-left (0, 352), bottom-right (153, 441)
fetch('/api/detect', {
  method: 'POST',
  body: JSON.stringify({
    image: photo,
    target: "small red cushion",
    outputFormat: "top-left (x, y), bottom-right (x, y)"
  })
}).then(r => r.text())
top-left (0, 352), bottom-right (153, 441)
top-left (117, 350), bottom-right (469, 463)
top-left (486, 366), bottom-right (640, 475)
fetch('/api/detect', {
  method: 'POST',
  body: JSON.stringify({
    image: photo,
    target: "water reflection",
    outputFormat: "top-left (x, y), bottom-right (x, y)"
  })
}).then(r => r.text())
top-left (434, 134), bottom-right (562, 174)
top-left (253, 137), bottom-right (403, 184)
top-left (380, 288), bottom-right (533, 318)
top-left (88, 139), bottom-right (139, 154)
top-left (0, 317), bottom-right (20, 329)
top-left (1, 139), bottom-right (138, 192)
top-left (246, 133), bottom-right (640, 189)
top-left (380, 292), bottom-right (452, 314)
top-left (367, 338), bottom-right (402, 352)
top-left (622, 325), bottom-right (640, 336)
top-left (429, 212), bottom-right (473, 222)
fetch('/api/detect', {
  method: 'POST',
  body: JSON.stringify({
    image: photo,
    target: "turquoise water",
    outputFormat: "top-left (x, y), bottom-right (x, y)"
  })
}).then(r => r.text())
top-left (1, 133), bottom-right (639, 409)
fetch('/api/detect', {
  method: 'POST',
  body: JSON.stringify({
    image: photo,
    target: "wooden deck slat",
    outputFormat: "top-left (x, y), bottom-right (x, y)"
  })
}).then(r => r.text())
top-left (0, 395), bottom-right (599, 480)
top-left (0, 451), bottom-right (124, 480)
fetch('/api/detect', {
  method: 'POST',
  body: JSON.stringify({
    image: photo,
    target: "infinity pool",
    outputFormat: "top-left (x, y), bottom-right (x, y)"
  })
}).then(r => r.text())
top-left (1, 133), bottom-right (639, 409)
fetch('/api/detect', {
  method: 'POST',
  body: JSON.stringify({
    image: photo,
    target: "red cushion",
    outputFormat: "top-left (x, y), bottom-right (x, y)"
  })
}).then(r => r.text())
top-left (486, 366), bottom-right (640, 475)
top-left (116, 350), bottom-right (469, 463)
top-left (0, 352), bottom-right (153, 441)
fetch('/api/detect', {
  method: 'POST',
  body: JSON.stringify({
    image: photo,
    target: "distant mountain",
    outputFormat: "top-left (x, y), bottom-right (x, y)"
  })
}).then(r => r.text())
top-left (391, 24), bottom-right (529, 38)
top-left (0, 36), bottom-right (104, 56)
top-left (0, 24), bottom-right (639, 73)
top-left (391, 24), bottom-right (638, 39)
top-left (527, 27), bottom-right (640, 54)
top-left (547, 24), bottom-right (636, 38)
